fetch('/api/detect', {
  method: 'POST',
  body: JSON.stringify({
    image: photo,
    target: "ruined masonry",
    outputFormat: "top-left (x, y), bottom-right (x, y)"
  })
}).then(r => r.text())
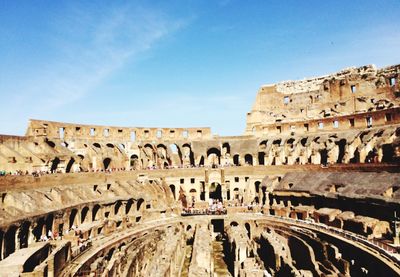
top-left (0, 64), bottom-right (400, 276)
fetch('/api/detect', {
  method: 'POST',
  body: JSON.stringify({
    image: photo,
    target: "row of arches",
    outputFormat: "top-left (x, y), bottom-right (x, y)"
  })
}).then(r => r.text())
top-left (0, 198), bottom-right (146, 261)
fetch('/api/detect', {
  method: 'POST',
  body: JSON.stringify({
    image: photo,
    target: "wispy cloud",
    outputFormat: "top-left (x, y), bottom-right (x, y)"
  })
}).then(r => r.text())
top-left (15, 3), bottom-right (187, 111)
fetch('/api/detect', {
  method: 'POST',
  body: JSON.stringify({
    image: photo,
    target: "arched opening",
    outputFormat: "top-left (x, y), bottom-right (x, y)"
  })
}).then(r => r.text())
top-left (320, 149), bottom-right (328, 165)
top-left (245, 223), bottom-right (251, 239)
top-left (81, 206), bottom-right (89, 223)
top-left (137, 198), bottom-right (144, 211)
top-left (198, 156), bottom-right (205, 166)
top-left (69, 209), bottom-right (78, 229)
top-left (222, 142), bottom-right (230, 155)
top-left (19, 221), bottom-right (30, 249)
top-left (350, 148), bottom-right (360, 163)
top-left (233, 188), bottom-right (240, 200)
top-left (169, 144), bottom-right (182, 165)
top-left (93, 142), bottom-right (101, 148)
top-left (45, 139), bottom-right (56, 148)
top-left (114, 201), bottom-right (122, 215)
top-left (4, 226), bottom-right (17, 258)
top-left (189, 188), bottom-right (197, 205)
top-left (336, 139), bottom-right (347, 163)
top-left (44, 214), bottom-right (53, 234)
top-left (258, 152), bottom-right (265, 165)
top-left (233, 154), bottom-right (240, 166)
top-left (157, 144), bottom-right (167, 159)
top-left (230, 221), bottom-right (239, 227)
top-left (65, 157), bottom-right (75, 173)
top-left (382, 144), bottom-right (395, 163)
top-left (244, 154), bottom-right (253, 165)
top-left (103, 158), bottom-right (111, 170)
top-left (209, 182), bottom-right (222, 201)
top-left (106, 248), bottom-right (115, 261)
top-left (365, 148), bottom-right (378, 163)
top-left (50, 157), bottom-right (60, 172)
top-left (92, 204), bottom-right (101, 221)
top-left (255, 181), bottom-right (261, 194)
top-left (126, 199), bottom-right (134, 214)
top-left (200, 182), bottom-right (206, 201)
top-left (169, 185), bottom-right (176, 200)
top-left (207, 148), bottom-right (221, 167)
top-left (106, 143), bottom-right (114, 148)
top-left (182, 144), bottom-right (195, 166)
top-left (261, 187), bottom-right (267, 205)
top-left (130, 154), bottom-right (139, 169)
top-left (32, 218), bottom-right (44, 242)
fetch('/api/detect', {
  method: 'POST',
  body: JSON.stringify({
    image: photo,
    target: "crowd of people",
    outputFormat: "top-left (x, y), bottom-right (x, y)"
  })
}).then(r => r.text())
top-left (182, 198), bottom-right (227, 215)
top-left (0, 162), bottom-right (246, 177)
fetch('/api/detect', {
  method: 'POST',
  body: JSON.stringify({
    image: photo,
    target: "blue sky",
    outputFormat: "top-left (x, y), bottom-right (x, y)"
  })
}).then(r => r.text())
top-left (0, 0), bottom-right (399, 136)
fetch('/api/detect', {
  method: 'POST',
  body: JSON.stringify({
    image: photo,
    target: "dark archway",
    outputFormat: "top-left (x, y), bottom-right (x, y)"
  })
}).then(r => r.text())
top-left (81, 206), bottom-right (89, 223)
top-left (44, 214), bottom-right (54, 233)
top-left (169, 185), bottom-right (176, 200)
top-left (255, 181), bottom-right (261, 194)
top-left (244, 154), bottom-right (253, 165)
top-left (137, 198), bottom-right (144, 211)
top-left (69, 209), bottom-right (78, 229)
top-left (92, 204), bottom-right (101, 221)
top-left (103, 158), bottom-right (111, 170)
top-left (350, 148), bottom-right (360, 163)
top-left (207, 148), bottom-right (221, 167)
top-left (65, 157), bottom-right (75, 173)
top-left (209, 182), bottom-right (222, 201)
top-left (50, 157), bottom-right (60, 172)
top-left (4, 226), bottom-right (17, 258)
top-left (336, 139), bottom-right (347, 163)
top-left (320, 149), bottom-right (328, 165)
top-left (258, 152), bottom-right (265, 165)
top-left (199, 156), bottom-right (205, 166)
top-left (130, 154), bottom-right (139, 168)
top-left (114, 201), bottom-right (122, 215)
top-left (233, 154), bottom-right (240, 166)
top-left (126, 199), bottom-right (134, 214)
top-left (19, 221), bottom-right (30, 249)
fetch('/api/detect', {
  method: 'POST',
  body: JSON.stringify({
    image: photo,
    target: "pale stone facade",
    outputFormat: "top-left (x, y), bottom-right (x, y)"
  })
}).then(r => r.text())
top-left (0, 64), bottom-right (399, 276)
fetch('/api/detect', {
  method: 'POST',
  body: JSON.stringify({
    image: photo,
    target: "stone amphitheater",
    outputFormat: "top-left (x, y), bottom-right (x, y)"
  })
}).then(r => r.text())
top-left (0, 64), bottom-right (399, 277)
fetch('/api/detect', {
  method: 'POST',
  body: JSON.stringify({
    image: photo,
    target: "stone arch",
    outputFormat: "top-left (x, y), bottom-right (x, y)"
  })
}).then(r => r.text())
top-left (4, 225), bottom-right (17, 258)
top-left (198, 156), bottom-right (205, 166)
top-left (233, 154), bottom-right (240, 166)
top-left (336, 139), bottom-right (347, 163)
top-left (245, 222), bottom-right (251, 238)
top-left (169, 184), bottom-right (176, 200)
top-left (114, 200), bottom-right (122, 216)
top-left (207, 148), bottom-right (221, 167)
top-left (255, 181), bottom-right (261, 194)
top-left (320, 149), bottom-right (328, 165)
top-left (222, 142), bottom-right (231, 154)
top-left (44, 214), bottom-right (54, 234)
top-left (182, 143), bottom-right (195, 166)
top-left (137, 198), bottom-right (144, 211)
top-left (103, 157), bottom-right (112, 170)
top-left (18, 221), bottom-right (30, 249)
top-left (244, 154), bottom-right (253, 165)
top-left (50, 157), bottom-right (60, 172)
top-left (126, 199), bottom-right (134, 214)
top-left (130, 154), bottom-right (139, 169)
top-left (32, 218), bottom-right (44, 242)
top-left (209, 182), bottom-right (222, 201)
top-left (92, 204), bottom-right (101, 221)
top-left (81, 206), bottom-right (89, 224)
top-left (65, 157), bottom-right (75, 173)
